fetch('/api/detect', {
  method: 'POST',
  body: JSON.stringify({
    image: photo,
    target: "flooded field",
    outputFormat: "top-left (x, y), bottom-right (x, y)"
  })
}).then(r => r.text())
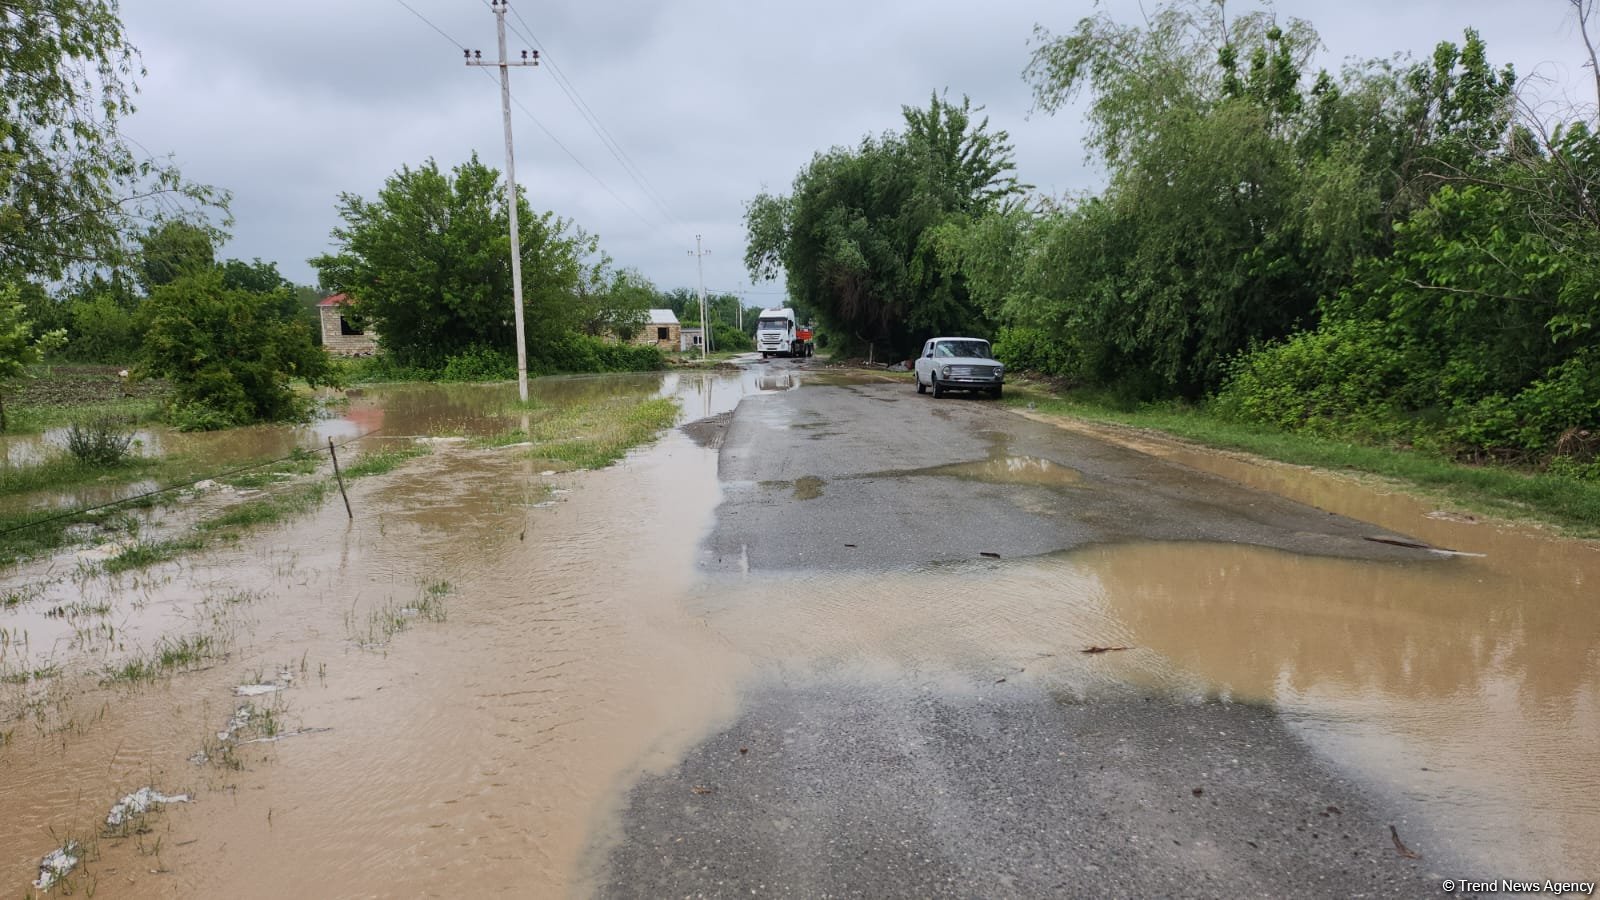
top-left (2, 363), bottom-right (1596, 895)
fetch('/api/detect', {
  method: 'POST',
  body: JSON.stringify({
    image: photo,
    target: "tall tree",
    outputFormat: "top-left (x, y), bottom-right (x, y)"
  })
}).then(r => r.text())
top-left (1, 0), bottom-right (224, 280)
top-left (311, 155), bottom-right (602, 368)
top-left (745, 94), bottom-right (1024, 357)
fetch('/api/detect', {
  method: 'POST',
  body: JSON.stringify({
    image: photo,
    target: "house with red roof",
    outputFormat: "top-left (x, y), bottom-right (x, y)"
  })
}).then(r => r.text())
top-left (318, 294), bottom-right (379, 355)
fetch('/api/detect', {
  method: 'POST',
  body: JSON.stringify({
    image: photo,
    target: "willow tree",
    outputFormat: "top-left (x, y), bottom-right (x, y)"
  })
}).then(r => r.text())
top-left (744, 94), bottom-right (1025, 357)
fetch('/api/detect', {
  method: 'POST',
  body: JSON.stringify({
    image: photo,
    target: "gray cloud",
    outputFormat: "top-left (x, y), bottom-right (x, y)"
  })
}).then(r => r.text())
top-left (119, 0), bottom-right (1592, 301)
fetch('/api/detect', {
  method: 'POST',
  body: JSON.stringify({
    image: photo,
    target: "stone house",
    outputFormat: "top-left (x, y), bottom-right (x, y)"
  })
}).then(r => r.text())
top-left (632, 309), bottom-right (680, 350)
top-left (318, 294), bottom-right (379, 355)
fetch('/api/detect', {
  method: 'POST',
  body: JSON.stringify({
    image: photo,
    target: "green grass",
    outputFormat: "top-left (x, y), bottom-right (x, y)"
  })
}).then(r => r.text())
top-left (0, 454), bottom-right (159, 496)
top-left (195, 481), bottom-right (329, 535)
top-left (339, 446), bottom-right (430, 479)
top-left (500, 395), bottom-right (682, 469)
top-left (218, 449), bottom-right (320, 489)
top-left (102, 536), bottom-right (207, 574)
top-left (100, 634), bottom-right (222, 684)
top-left (4, 396), bottom-right (165, 435)
top-left (1009, 384), bottom-right (1600, 535)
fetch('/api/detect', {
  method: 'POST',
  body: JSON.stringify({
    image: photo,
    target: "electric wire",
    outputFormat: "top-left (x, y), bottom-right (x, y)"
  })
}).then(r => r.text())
top-left (495, 2), bottom-right (679, 225)
top-left (390, 0), bottom-right (664, 235)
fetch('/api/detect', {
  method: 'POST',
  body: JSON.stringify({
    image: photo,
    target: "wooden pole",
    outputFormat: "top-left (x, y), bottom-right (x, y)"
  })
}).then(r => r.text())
top-left (329, 438), bottom-right (353, 519)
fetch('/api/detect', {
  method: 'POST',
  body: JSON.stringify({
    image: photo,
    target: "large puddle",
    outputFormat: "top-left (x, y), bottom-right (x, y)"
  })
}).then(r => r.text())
top-left (2, 366), bottom-right (1596, 893)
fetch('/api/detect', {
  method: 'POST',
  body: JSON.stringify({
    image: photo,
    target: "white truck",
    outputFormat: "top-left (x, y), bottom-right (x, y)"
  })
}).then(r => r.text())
top-left (756, 307), bottom-right (811, 358)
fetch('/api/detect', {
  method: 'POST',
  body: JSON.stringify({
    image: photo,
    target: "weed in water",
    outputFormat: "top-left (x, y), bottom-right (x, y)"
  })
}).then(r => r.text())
top-left (101, 634), bottom-right (223, 685)
top-left (340, 445), bottom-right (430, 479)
top-left (64, 417), bottom-right (138, 467)
top-left (101, 537), bottom-right (205, 575)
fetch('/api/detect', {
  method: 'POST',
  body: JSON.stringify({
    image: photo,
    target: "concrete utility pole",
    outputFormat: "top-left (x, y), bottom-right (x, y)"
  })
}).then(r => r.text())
top-left (467, 0), bottom-right (539, 403)
top-left (689, 235), bottom-right (710, 359)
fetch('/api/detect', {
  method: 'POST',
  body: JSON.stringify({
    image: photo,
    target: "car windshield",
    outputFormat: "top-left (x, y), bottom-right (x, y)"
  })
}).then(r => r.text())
top-left (758, 318), bottom-right (788, 329)
top-left (936, 340), bottom-right (990, 359)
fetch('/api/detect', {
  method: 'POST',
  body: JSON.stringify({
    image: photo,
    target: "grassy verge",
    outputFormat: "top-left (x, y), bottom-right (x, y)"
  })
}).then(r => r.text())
top-left (484, 394), bottom-right (682, 469)
top-left (0, 454), bottom-right (161, 497)
top-left (1007, 382), bottom-right (1600, 535)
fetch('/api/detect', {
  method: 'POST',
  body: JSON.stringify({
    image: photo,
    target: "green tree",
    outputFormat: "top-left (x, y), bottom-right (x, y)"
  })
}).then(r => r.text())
top-left (140, 269), bottom-right (330, 429)
top-left (1, 0), bottom-right (224, 281)
top-left (587, 267), bottom-right (656, 340)
top-left (138, 221), bottom-right (216, 292)
top-left (745, 94), bottom-right (1024, 357)
top-left (0, 286), bottom-right (68, 430)
top-left (311, 155), bottom-right (600, 369)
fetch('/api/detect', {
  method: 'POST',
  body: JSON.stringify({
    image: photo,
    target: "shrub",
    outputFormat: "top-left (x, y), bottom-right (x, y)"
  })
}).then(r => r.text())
top-left (64, 417), bottom-right (136, 466)
top-left (440, 346), bottom-right (516, 382)
top-left (993, 326), bottom-right (1077, 378)
top-left (1213, 321), bottom-right (1412, 437)
top-left (532, 333), bottom-right (663, 374)
top-left (67, 293), bottom-right (143, 362)
top-left (142, 269), bottom-right (332, 429)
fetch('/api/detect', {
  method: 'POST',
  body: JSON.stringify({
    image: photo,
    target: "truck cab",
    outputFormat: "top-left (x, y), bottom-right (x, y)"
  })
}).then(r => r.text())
top-left (756, 308), bottom-right (808, 358)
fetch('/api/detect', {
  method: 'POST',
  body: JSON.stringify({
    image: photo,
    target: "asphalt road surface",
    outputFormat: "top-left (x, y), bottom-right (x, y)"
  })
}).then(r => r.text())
top-left (594, 357), bottom-right (1454, 899)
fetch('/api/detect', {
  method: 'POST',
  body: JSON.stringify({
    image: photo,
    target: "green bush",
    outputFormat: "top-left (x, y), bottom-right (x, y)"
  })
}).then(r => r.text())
top-left (67, 294), bottom-right (143, 362)
top-left (1213, 321), bottom-right (1412, 437)
top-left (64, 417), bottom-right (137, 466)
top-left (142, 269), bottom-right (332, 429)
top-left (532, 333), bottom-right (663, 374)
top-left (334, 354), bottom-right (437, 384)
top-left (993, 326), bottom-right (1077, 378)
top-left (440, 346), bottom-right (516, 382)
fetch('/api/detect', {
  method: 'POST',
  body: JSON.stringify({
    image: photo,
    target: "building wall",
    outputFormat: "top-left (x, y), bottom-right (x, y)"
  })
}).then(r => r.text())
top-left (632, 323), bottom-right (680, 350)
top-left (320, 306), bottom-right (379, 355)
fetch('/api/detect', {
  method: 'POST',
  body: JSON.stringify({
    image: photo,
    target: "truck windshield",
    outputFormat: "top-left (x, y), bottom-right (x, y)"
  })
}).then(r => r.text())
top-left (758, 318), bottom-right (788, 329)
top-left (936, 340), bottom-right (990, 358)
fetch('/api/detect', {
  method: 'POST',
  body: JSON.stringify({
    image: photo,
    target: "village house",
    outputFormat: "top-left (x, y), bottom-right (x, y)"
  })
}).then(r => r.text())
top-left (632, 308), bottom-right (680, 350)
top-left (318, 294), bottom-right (379, 355)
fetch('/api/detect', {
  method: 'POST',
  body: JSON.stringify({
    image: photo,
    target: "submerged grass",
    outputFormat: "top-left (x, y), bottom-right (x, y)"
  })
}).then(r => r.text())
top-left (1009, 384), bottom-right (1600, 536)
top-left (195, 481), bottom-right (328, 536)
top-left (101, 633), bottom-right (223, 684)
top-left (102, 536), bottom-right (207, 574)
top-left (0, 454), bottom-right (159, 496)
top-left (340, 445), bottom-right (430, 479)
top-left (488, 394), bottom-right (681, 469)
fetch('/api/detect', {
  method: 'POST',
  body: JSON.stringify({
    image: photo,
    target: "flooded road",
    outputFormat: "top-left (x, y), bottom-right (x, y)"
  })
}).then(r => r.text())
top-left (3, 358), bottom-right (1597, 897)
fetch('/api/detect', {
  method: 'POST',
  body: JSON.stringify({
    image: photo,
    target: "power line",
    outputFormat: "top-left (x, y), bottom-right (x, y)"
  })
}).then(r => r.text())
top-left (506, 92), bottom-right (662, 232)
top-left (494, 3), bottom-right (678, 225)
top-left (389, 0), bottom-right (663, 235)
top-left (393, 0), bottom-right (466, 50)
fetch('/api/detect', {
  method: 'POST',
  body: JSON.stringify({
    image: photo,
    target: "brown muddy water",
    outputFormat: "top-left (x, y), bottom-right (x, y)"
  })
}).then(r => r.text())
top-left (1, 368), bottom-right (1597, 895)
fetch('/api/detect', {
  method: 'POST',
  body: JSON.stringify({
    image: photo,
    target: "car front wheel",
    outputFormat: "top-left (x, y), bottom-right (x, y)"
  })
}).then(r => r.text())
top-left (991, 385), bottom-right (1003, 400)
top-left (931, 377), bottom-right (944, 398)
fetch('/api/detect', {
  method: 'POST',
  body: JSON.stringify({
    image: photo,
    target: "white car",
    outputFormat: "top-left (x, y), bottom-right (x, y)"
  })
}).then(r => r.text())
top-left (914, 337), bottom-right (1005, 399)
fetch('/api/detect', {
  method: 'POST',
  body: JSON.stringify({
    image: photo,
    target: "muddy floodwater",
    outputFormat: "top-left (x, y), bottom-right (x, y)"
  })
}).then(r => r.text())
top-left (2, 365), bottom-right (1597, 895)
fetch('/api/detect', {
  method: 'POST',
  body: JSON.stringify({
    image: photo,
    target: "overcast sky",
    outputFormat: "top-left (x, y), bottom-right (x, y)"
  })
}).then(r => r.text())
top-left (119, 1), bottom-right (1589, 302)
